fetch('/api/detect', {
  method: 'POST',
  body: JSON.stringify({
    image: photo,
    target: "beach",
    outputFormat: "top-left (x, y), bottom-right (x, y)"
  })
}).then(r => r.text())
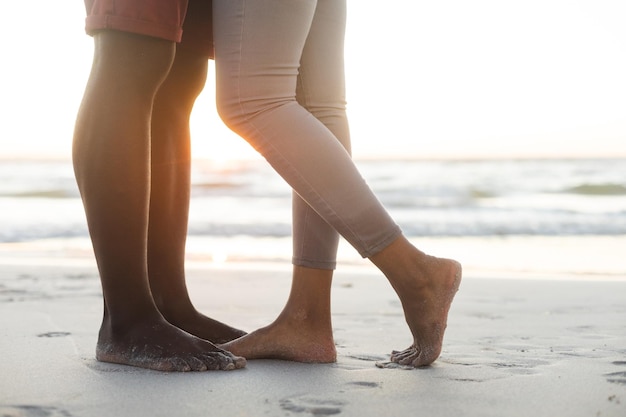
top-left (2, 0), bottom-right (626, 411)
top-left (1, 157), bottom-right (625, 415)
top-left (1, 242), bottom-right (625, 417)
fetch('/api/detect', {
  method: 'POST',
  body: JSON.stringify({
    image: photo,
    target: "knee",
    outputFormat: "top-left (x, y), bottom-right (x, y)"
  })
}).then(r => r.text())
top-left (214, 83), bottom-right (247, 134)
top-left (92, 30), bottom-right (176, 95)
top-left (215, 84), bottom-right (294, 136)
top-left (155, 48), bottom-right (208, 115)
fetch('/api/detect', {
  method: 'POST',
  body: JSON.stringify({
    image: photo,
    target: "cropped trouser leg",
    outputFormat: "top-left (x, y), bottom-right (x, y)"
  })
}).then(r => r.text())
top-left (213, 0), bottom-right (402, 259)
top-left (292, 0), bottom-right (351, 270)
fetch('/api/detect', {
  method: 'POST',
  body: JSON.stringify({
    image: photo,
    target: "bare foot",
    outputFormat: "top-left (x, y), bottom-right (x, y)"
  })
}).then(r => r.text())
top-left (160, 307), bottom-right (247, 344)
top-left (96, 317), bottom-right (247, 372)
top-left (218, 318), bottom-right (336, 363)
top-left (388, 253), bottom-right (462, 367)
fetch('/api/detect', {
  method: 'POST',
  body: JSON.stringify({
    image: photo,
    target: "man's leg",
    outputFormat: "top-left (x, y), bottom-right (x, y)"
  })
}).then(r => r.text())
top-left (73, 30), bottom-right (245, 371)
top-left (148, 45), bottom-right (246, 344)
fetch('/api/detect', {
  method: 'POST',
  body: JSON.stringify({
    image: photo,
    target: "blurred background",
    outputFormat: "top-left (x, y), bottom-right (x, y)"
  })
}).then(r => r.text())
top-left (0, 1), bottom-right (624, 279)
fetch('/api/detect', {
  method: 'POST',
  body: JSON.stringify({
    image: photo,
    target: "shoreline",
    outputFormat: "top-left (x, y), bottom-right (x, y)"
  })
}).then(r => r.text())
top-left (1, 234), bottom-right (624, 281)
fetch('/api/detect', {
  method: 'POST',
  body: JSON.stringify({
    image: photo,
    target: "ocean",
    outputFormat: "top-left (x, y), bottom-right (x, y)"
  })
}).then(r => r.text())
top-left (1, 157), bottom-right (625, 277)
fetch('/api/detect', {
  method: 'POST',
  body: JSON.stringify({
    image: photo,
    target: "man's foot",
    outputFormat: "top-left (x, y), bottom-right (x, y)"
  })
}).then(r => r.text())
top-left (160, 307), bottom-right (247, 344)
top-left (389, 253), bottom-right (462, 367)
top-left (96, 317), bottom-right (247, 372)
top-left (218, 318), bottom-right (336, 363)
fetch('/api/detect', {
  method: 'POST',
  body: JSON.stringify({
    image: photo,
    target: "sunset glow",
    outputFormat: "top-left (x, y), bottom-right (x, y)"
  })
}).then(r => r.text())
top-left (2, 0), bottom-right (625, 160)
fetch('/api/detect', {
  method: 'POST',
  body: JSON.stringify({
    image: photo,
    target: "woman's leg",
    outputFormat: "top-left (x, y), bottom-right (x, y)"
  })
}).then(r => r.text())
top-left (291, 0), bottom-right (350, 270)
top-left (214, 0), bottom-right (402, 258)
top-left (213, 0), bottom-right (461, 367)
top-left (220, 0), bottom-right (349, 362)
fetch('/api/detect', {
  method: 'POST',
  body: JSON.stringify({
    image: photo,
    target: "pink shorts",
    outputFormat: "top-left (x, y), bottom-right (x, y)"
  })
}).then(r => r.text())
top-left (84, 0), bottom-right (213, 57)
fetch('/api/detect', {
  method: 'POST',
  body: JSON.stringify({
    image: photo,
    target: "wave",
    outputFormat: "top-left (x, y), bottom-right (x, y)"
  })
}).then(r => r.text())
top-left (4, 216), bottom-right (624, 243)
top-left (2, 157), bottom-right (626, 243)
top-left (564, 183), bottom-right (626, 196)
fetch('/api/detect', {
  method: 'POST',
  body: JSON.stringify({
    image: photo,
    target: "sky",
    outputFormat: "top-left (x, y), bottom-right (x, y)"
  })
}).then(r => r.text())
top-left (1, 0), bottom-right (625, 160)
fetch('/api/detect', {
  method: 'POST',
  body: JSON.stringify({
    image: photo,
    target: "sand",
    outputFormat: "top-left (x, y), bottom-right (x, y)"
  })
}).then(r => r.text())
top-left (1, 259), bottom-right (625, 417)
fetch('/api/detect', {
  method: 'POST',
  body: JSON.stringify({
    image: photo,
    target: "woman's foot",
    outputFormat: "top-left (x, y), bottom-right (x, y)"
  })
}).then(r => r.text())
top-left (220, 266), bottom-right (336, 363)
top-left (219, 317), bottom-right (336, 363)
top-left (372, 237), bottom-right (462, 367)
top-left (390, 255), bottom-right (461, 367)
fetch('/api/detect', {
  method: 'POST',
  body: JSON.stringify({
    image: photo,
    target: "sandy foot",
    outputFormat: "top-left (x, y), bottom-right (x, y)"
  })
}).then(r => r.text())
top-left (160, 309), bottom-right (247, 344)
top-left (96, 319), bottom-right (247, 372)
top-left (219, 320), bottom-right (336, 363)
top-left (390, 255), bottom-right (462, 367)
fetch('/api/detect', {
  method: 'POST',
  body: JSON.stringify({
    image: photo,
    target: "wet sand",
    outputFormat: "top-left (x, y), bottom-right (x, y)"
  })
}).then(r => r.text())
top-left (1, 259), bottom-right (625, 417)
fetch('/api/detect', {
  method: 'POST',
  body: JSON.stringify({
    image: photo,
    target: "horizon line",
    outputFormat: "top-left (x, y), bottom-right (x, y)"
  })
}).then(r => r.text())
top-left (2, 152), bottom-right (626, 163)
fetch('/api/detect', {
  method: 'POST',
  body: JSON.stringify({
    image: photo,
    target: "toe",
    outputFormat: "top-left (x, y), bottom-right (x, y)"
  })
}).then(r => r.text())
top-left (223, 351), bottom-right (247, 368)
top-left (212, 345), bottom-right (247, 369)
top-left (199, 353), bottom-right (236, 371)
top-left (390, 346), bottom-right (413, 362)
top-left (391, 346), bottom-right (421, 366)
top-left (186, 356), bottom-right (208, 372)
top-left (164, 357), bottom-right (192, 372)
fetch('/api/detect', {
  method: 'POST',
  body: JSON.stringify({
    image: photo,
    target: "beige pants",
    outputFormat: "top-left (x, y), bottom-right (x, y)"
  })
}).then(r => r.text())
top-left (214, 0), bottom-right (401, 266)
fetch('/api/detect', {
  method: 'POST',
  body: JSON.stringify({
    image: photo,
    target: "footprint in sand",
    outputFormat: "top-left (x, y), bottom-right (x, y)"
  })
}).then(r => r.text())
top-left (374, 361), bottom-right (414, 370)
top-left (346, 354), bottom-right (387, 362)
top-left (279, 395), bottom-right (345, 416)
top-left (37, 332), bottom-right (71, 338)
top-left (279, 382), bottom-right (379, 415)
top-left (605, 361), bottom-right (626, 386)
top-left (0, 405), bottom-right (73, 417)
top-left (346, 381), bottom-right (380, 389)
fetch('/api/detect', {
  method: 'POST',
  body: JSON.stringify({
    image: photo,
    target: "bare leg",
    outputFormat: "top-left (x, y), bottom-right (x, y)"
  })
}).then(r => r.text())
top-left (220, 266), bottom-right (336, 363)
top-left (370, 236), bottom-right (462, 367)
top-left (148, 46), bottom-right (246, 344)
top-left (73, 31), bottom-right (245, 371)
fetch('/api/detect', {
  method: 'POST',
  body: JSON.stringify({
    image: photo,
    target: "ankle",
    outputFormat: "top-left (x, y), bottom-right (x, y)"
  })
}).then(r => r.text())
top-left (99, 310), bottom-right (164, 342)
top-left (370, 236), bottom-right (424, 278)
top-left (154, 296), bottom-right (196, 320)
top-left (271, 308), bottom-right (331, 337)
